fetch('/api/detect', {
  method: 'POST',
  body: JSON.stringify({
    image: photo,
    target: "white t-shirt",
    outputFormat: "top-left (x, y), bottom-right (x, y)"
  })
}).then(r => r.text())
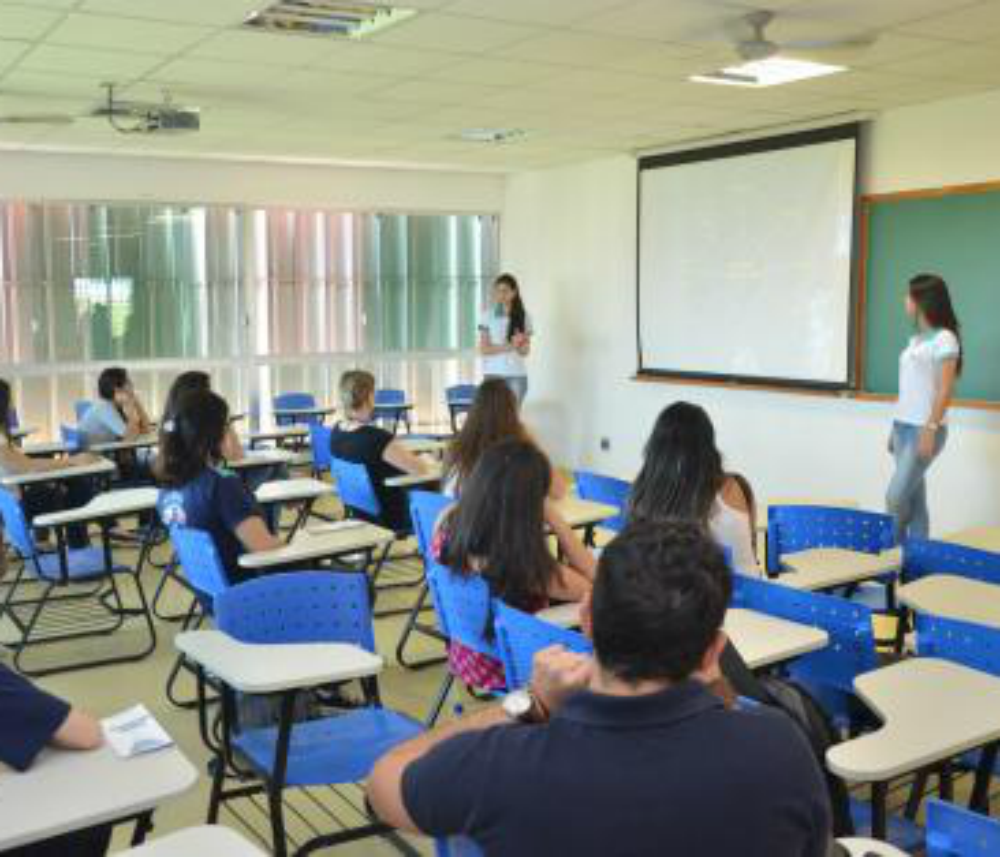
top-left (895, 328), bottom-right (960, 426)
top-left (479, 305), bottom-right (533, 378)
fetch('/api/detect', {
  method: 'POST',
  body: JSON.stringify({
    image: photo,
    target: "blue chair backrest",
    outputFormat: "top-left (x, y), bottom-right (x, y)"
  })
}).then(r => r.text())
top-left (215, 571), bottom-right (376, 652)
top-left (732, 575), bottom-right (877, 694)
top-left (446, 384), bottom-right (477, 405)
top-left (168, 526), bottom-right (231, 611)
top-left (74, 400), bottom-right (93, 422)
top-left (916, 613), bottom-right (1000, 676)
top-left (493, 600), bottom-right (592, 690)
top-left (60, 424), bottom-right (82, 453)
top-left (375, 388), bottom-right (405, 406)
top-left (904, 538), bottom-right (1000, 586)
top-left (308, 424), bottom-right (333, 474)
top-left (273, 392), bottom-right (320, 426)
top-left (425, 559), bottom-right (499, 661)
top-left (435, 837), bottom-right (484, 857)
top-left (409, 491), bottom-right (450, 559)
top-left (574, 470), bottom-right (630, 533)
top-left (926, 798), bottom-right (1000, 856)
top-left (0, 488), bottom-right (36, 559)
top-left (330, 457), bottom-right (382, 520)
top-left (767, 505), bottom-right (895, 574)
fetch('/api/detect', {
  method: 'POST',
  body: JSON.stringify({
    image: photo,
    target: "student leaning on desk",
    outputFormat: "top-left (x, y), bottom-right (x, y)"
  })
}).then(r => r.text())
top-left (0, 663), bottom-right (110, 857)
top-left (0, 378), bottom-right (102, 548)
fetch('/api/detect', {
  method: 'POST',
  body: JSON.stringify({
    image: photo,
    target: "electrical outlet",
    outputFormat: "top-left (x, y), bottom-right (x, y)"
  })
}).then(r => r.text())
top-left (600, 437), bottom-right (611, 451)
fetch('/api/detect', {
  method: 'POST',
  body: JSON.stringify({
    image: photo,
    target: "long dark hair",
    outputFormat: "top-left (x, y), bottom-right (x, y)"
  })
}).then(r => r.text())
top-left (441, 439), bottom-right (557, 611)
top-left (909, 273), bottom-right (963, 374)
top-left (444, 379), bottom-right (526, 492)
top-left (155, 389), bottom-right (229, 487)
top-left (628, 402), bottom-right (725, 528)
top-left (163, 371), bottom-right (211, 423)
top-left (97, 367), bottom-right (130, 402)
top-left (495, 273), bottom-right (526, 342)
top-left (0, 379), bottom-right (13, 441)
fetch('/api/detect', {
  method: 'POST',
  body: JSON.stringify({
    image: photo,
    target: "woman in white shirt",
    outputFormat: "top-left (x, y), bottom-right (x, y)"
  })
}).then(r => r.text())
top-left (627, 401), bottom-right (760, 576)
top-left (886, 273), bottom-right (962, 541)
top-left (478, 274), bottom-right (532, 404)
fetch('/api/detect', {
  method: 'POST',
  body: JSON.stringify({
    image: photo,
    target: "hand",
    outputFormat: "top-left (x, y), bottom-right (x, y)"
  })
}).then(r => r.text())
top-left (529, 645), bottom-right (593, 715)
top-left (113, 389), bottom-right (133, 407)
top-left (918, 427), bottom-right (936, 461)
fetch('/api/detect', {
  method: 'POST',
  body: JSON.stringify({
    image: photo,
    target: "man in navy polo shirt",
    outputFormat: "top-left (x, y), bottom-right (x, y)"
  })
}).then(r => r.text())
top-left (0, 663), bottom-right (112, 856)
top-left (368, 521), bottom-right (831, 856)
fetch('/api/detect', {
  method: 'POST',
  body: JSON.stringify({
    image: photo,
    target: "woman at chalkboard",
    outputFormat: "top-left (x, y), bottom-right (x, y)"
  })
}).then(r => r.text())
top-left (478, 273), bottom-right (532, 404)
top-left (886, 273), bottom-right (962, 540)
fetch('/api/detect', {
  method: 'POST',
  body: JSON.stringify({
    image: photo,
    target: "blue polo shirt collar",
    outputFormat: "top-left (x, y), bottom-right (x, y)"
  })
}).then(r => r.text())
top-left (555, 679), bottom-right (722, 730)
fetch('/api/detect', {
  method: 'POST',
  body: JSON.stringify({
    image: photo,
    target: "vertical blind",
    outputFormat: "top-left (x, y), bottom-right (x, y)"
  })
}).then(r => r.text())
top-left (0, 200), bottom-right (499, 434)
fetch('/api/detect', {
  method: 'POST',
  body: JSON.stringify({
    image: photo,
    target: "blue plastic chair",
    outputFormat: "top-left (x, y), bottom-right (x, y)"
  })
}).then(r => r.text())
top-left (732, 575), bottom-right (878, 728)
top-left (74, 400), bottom-right (93, 422)
top-left (904, 539), bottom-right (1000, 587)
top-left (0, 488), bottom-right (155, 676)
top-left (494, 600), bottom-right (592, 690)
top-left (574, 470), bottom-right (630, 533)
top-left (273, 392), bottom-right (322, 427)
top-left (60, 424), bottom-right (83, 454)
top-left (373, 388), bottom-right (411, 434)
top-left (330, 456), bottom-right (383, 521)
top-left (926, 798), bottom-right (1000, 856)
top-left (424, 556), bottom-right (504, 725)
top-left (446, 383), bottom-right (477, 433)
top-left (436, 837), bottom-right (484, 857)
top-left (395, 491), bottom-right (452, 668)
top-left (307, 423), bottom-right (333, 477)
top-left (207, 571), bottom-right (423, 857)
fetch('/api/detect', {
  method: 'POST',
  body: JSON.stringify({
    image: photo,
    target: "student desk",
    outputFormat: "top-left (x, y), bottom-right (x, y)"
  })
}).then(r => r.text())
top-left (940, 526), bottom-right (1000, 553)
top-left (238, 521), bottom-right (395, 572)
top-left (0, 743), bottom-right (198, 851)
top-left (826, 658), bottom-right (1000, 839)
top-left (398, 437), bottom-right (447, 457)
top-left (33, 487), bottom-right (159, 528)
top-left (255, 477), bottom-right (333, 538)
top-left (724, 608), bottom-right (829, 670)
top-left (245, 425), bottom-right (309, 448)
top-left (226, 449), bottom-right (295, 481)
top-left (89, 433), bottom-right (159, 454)
top-left (837, 838), bottom-right (910, 856)
top-left (9, 425), bottom-right (37, 443)
top-left (778, 548), bottom-right (900, 592)
top-left (0, 458), bottom-right (116, 488)
top-left (120, 825), bottom-right (267, 856)
top-left (21, 440), bottom-right (72, 457)
top-left (373, 401), bottom-right (413, 434)
top-left (898, 575), bottom-right (1000, 631)
top-left (272, 405), bottom-right (336, 423)
top-left (385, 462), bottom-right (444, 488)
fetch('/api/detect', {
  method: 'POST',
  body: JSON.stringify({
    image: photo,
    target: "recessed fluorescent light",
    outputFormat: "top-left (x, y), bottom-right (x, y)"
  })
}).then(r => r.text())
top-left (457, 128), bottom-right (526, 144)
top-left (244, 1), bottom-right (416, 40)
top-left (691, 57), bottom-right (846, 88)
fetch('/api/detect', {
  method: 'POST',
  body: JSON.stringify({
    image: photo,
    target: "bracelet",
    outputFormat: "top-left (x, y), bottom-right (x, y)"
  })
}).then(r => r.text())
top-left (926, 422), bottom-right (941, 432)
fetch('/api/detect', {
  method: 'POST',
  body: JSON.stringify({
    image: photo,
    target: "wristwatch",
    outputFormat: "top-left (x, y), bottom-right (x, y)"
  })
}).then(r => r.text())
top-left (502, 689), bottom-right (548, 725)
top-left (927, 421), bottom-right (941, 432)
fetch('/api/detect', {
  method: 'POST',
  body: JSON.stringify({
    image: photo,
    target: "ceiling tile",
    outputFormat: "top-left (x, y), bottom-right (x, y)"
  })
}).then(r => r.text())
top-left (374, 13), bottom-right (541, 53)
top-left (495, 31), bottom-right (665, 67)
top-left (0, 38), bottom-right (30, 69)
top-left (0, 69), bottom-right (112, 99)
top-left (16, 44), bottom-right (165, 79)
top-left (0, 5), bottom-right (65, 40)
top-left (900, 1), bottom-right (1000, 42)
top-left (190, 29), bottom-right (336, 67)
top-left (309, 43), bottom-right (463, 76)
top-left (79, 0), bottom-right (263, 28)
top-left (575, 0), bottom-right (761, 43)
top-left (784, 0), bottom-right (984, 32)
top-left (421, 57), bottom-right (563, 86)
top-left (442, 0), bottom-right (629, 27)
top-left (365, 78), bottom-right (509, 106)
top-left (45, 13), bottom-right (212, 54)
top-left (874, 44), bottom-right (1000, 84)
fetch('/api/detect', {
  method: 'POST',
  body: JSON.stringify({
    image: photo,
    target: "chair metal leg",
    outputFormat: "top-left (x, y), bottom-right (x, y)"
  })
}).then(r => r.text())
top-left (425, 671), bottom-right (455, 727)
top-left (394, 582), bottom-right (447, 670)
top-left (268, 692), bottom-right (297, 857)
top-left (970, 741), bottom-right (999, 813)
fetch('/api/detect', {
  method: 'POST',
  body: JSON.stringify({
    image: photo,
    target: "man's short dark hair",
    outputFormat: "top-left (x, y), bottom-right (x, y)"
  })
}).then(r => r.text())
top-left (592, 520), bottom-right (732, 684)
top-left (97, 367), bottom-right (129, 401)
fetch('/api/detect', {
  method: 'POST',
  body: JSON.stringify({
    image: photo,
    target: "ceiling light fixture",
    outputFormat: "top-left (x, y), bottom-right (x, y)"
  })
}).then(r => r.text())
top-left (691, 57), bottom-right (846, 88)
top-left (244, 1), bottom-right (416, 40)
top-left (457, 128), bottom-right (526, 144)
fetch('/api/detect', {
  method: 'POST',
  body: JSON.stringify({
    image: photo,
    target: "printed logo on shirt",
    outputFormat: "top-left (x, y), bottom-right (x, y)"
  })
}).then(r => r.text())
top-left (159, 492), bottom-right (187, 526)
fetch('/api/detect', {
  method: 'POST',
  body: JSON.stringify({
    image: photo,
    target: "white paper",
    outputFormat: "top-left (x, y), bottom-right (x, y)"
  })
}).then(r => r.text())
top-left (101, 704), bottom-right (174, 758)
top-left (307, 520), bottom-right (368, 534)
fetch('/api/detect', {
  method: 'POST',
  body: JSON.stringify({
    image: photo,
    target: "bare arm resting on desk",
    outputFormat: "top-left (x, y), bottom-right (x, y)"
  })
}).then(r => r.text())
top-left (53, 709), bottom-right (103, 751)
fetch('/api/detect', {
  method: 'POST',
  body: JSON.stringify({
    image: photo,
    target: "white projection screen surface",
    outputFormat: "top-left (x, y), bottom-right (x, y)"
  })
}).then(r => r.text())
top-left (638, 125), bottom-right (859, 388)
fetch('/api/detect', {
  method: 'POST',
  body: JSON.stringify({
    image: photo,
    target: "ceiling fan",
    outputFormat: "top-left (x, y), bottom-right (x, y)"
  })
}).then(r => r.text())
top-left (725, 9), bottom-right (876, 63)
top-left (0, 83), bottom-right (200, 134)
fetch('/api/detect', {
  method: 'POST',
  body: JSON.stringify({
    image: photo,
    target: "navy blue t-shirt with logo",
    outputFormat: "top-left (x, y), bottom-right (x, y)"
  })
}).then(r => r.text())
top-left (0, 663), bottom-right (71, 772)
top-left (157, 467), bottom-right (263, 584)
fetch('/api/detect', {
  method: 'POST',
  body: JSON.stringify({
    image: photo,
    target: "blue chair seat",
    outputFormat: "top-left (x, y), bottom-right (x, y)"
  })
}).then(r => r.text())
top-left (30, 548), bottom-right (130, 583)
top-left (234, 708), bottom-right (423, 787)
top-left (850, 798), bottom-right (925, 853)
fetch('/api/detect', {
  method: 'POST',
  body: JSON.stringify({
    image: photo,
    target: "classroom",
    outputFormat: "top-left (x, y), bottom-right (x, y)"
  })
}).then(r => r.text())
top-left (2, 1), bottom-right (1000, 855)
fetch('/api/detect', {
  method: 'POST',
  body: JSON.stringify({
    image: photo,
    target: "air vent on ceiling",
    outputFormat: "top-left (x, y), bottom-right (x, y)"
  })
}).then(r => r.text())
top-left (244, 1), bottom-right (416, 39)
top-left (458, 128), bottom-right (526, 144)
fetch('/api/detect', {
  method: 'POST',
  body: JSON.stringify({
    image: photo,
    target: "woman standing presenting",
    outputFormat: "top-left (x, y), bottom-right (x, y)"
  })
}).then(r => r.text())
top-left (478, 273), bottom-right (532, 404)
top-left (887, 273), bottom-right (963, 540)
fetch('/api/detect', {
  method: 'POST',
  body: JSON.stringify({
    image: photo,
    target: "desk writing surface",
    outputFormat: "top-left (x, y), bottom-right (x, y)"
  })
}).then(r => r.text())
top-left (0, 458), bottom-right (116, 487)
top-left (21, 441), bottom-right (70, 457)
top-left (120, 825), bottom-right (267, 857)
top-left (255, 477), bottom-right (332, 505)
top-left (227, 449), bottom-right (295, 469)
top-left (837, 838), bottom-right (910, 857)
top-left (33, 487), bottom-right (159, 527)
top-left (0, 744), bottom-right (197, 851)
top-left (826, 658), bottom-right (1000, 782)
top-left (556, 497), bottom-right (617, 529)
top-left (779, 548), bottom-right (899, 591)
top-left (725, 608), bottom-right (828, 670)
top-left (941, 527), bottom-right (1000, 553)
top-left (239, 521), bottom-right (394, 569)
top-left (89, 433), bottom-right (158, 453)
top-left (898, 575), bottom-right (1000, 630)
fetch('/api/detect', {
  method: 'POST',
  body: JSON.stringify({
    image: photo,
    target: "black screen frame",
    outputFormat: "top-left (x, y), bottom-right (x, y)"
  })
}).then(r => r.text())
top-left (635, 122), bottom-right (862, 392)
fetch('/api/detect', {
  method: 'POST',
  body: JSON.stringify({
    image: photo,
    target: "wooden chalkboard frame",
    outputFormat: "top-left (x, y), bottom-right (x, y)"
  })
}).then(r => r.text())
top-left (855, 178), bottom-right (1000, 412)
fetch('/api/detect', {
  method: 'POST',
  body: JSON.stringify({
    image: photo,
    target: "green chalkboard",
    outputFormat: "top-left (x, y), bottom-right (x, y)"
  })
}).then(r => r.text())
top-left (862, 186), bottom-right (1000, 403)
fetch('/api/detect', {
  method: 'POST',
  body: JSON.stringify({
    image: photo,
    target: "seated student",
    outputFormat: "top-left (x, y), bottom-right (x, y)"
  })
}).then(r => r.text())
top-left (0, 379), bottom-right (99, 548)
top-left (0, 662), bottom-right (111, 857)
top-left (329, 370), bottom-right (428, 532)
top-left (442, 377), bottom-right (567, 498)
top-left (628, 401), bottom-right (760, 575)
top-left (162, 371), bottom-right (243, 463)
top-left (368, 521), bottom-right (831, 856)
top-left (156, 389), bottom-right (282, 585)
top-left (78, 367), bottom-right (152, 447)
top-left (435, 439), bottom-right (595, 691)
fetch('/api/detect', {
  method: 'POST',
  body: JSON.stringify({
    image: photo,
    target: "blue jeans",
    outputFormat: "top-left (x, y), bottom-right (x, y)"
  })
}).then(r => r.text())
top-left (886, 421), bottom-right (947, 541)
top-left (487, 375), bottom-right (527, 405)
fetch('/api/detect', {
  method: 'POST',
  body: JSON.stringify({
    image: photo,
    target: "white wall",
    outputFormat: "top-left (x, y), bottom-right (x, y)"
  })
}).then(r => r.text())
top-left (0, 148), bottom-right (504, 213)
top-left (507, 88), bottom-right (1000, 534)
